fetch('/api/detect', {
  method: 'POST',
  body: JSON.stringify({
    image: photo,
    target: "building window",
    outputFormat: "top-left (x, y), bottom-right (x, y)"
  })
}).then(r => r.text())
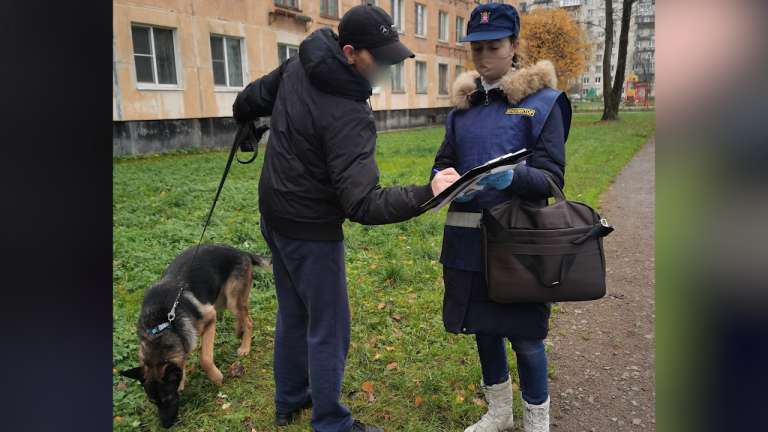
top-left (414, 3), bottom-right (426, 37)
top-left (595, 76), bottom-right (601, 84)
top-left (210, 35), bottom-right (244, 88)
top-left (278, 43), bottom-right (299, 64)
top-left (131, 24), bottom-right (179, 86)
top-left (275, 0), bottom-right (300, 9)
top-left (362, 0), bottom-right (376, 4)
top-left (438, 63), bottom-right (448, 95)
top-left (455, 64), bottom-right (464, 80)
top-left (390, 0), bottom-right (404, 33)
top-left (390, 62), bottom-right (405, 93)
top-left (415, 61), bottom-right (427, 94)
top-left (320, 0), bottom-right (338, 18)
top-left (438, 11), bottom-right (449, 42)
top-left (583, 76), bottom-right (590, 84)
top-left (455, 16), bottom-right (465, 44)
top-left (596, 54), bottom-right (603, 62)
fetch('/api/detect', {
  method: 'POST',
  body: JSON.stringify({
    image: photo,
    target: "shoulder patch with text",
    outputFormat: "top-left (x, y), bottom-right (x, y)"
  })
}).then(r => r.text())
top-left (505, 107), bottom-right (536, 117)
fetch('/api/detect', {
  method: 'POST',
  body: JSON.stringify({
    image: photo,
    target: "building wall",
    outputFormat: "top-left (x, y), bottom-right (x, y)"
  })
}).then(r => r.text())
top-left (113, 0), bottom-right (474, 122)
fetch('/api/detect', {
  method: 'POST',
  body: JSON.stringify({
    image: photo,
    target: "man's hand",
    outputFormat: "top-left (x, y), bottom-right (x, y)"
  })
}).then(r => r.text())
top-left (431, 168), bottom-right (460, 196)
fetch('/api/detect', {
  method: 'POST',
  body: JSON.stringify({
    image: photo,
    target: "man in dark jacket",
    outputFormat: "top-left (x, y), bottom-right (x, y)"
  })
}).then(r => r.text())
top-left (233, 5), bottom-right (458, 432)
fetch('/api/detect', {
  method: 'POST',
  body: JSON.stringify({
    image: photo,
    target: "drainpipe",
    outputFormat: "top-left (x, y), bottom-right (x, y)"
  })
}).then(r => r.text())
top-left (113, 32), bottom-right (123, 121)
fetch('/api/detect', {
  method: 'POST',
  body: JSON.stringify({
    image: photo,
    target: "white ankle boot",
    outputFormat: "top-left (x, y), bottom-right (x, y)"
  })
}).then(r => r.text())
top-left (464, 376), bottom-right (515, 432)
top-left (522, 396), bottom-right (550, 432)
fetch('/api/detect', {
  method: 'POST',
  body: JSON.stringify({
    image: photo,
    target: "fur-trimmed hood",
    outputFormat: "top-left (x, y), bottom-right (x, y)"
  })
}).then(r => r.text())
top-left (451, 60), bottom-right (558, 109)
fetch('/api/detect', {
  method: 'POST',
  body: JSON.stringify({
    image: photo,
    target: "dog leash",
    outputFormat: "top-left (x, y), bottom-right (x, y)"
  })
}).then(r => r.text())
top-left (148, 122), bottom-right (269, 335)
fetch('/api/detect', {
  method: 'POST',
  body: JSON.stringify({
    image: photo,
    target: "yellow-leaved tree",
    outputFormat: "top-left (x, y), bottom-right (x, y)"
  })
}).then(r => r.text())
top-left (519, 8), bottom-right (590, 92)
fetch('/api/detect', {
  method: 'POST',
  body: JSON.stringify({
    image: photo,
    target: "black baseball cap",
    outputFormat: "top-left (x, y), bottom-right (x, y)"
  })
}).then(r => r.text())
top-left (338, 4), bottom-right (415, 65)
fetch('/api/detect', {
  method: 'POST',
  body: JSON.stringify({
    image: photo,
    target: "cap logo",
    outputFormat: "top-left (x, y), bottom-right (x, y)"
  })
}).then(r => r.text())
top-left (480, 11), bottom-right (490, 24)
top-left (380, 24), bottom-right (396, 34)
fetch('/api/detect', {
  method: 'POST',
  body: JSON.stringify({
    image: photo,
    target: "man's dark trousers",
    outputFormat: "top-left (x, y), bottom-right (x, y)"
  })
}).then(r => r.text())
top-left (260, 220), bottom-right (353, 432)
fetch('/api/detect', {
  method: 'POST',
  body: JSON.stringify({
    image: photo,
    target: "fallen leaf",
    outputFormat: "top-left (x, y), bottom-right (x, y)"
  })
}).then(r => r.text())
top-left (361, 381), bottom-right (376, 402)
top-left (221, 402), bottom-right (231, 410)
top-left (384, 345), bottom-right (395, 352)
top-left (386, 362), bottom-right (398, 370)
top-left (456, 390), bottom-right (465, 403)
top-left (228, 361), bottom-right (245, 378)
top-left (414, 395), bottom-right (423, 407)
top-left (113, 416), bottom-right (123, 423)
top-left (391, 314), bottom-right (401, 322)
top-left (473, 398), bottom-right (486, 407)
top-left (373, 352), bottom-right (382, 360)
top-left (377, 303), bottom-right (386, 310)
top-left (468, 383), bottom-right (476, 392)
top-left (117, 382), bottom-right (128, 391)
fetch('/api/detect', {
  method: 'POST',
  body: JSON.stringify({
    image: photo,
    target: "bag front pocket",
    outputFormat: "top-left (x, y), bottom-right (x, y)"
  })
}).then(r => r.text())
top-left (484, 234), bottom-right (606, 303)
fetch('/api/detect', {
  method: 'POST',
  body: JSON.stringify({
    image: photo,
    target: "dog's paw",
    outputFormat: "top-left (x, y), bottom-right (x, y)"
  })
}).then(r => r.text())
top-left (209, 369), bottom-right (224, 386)
top-left (237, 346), bottom-right (250, 356)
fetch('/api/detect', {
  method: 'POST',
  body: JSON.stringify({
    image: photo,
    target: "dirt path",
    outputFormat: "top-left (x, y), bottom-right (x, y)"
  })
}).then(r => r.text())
top-left (548, 137), bottom-right (655, 431)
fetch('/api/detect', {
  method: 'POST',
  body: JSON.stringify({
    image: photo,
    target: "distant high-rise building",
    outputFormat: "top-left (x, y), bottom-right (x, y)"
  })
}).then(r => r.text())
top-left (632, 0), bottom-right (655, 92)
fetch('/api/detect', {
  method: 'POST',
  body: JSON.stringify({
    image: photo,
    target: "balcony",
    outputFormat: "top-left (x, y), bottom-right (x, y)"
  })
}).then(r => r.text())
top-left (635, 15), bottom-right (655, 24)
top-left (560, 0), bottom-right (581, 7)
top-left (269, 6), bottom-right (313, 31)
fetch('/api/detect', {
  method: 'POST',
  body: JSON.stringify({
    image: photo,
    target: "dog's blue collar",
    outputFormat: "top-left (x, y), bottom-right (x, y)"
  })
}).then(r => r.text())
top-left (146, 321), bottom-right (171, 336)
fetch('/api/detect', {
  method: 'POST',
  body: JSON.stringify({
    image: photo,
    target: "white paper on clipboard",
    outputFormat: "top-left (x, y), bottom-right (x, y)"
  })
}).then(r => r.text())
top-left (421, 148), bottom-right (532, 212)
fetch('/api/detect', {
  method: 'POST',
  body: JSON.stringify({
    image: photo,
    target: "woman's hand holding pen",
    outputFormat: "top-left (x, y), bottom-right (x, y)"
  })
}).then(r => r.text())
top-left (431, 168), bottom-right (460, 196)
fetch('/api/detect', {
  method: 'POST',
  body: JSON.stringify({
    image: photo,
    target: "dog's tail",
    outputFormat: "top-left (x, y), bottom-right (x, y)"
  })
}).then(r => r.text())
top-left (248, 252), bottom-right (273, 271)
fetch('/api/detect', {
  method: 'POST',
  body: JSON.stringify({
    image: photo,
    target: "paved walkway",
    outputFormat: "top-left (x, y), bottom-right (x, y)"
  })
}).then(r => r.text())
top-left (549, 137), bottom-right (655, 431)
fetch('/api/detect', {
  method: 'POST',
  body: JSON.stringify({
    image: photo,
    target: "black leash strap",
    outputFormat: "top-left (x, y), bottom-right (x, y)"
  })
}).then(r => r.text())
top-left (163, 122), bottom-right (269, 325)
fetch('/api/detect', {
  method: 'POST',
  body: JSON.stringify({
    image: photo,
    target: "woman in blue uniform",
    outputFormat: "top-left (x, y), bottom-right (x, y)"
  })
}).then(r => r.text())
top-left (431, 3), bottom-right (571, 432)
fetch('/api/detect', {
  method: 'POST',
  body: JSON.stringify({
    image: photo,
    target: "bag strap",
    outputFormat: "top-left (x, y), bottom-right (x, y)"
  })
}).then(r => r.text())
top-left (540, 170), bottom-right (566, 202)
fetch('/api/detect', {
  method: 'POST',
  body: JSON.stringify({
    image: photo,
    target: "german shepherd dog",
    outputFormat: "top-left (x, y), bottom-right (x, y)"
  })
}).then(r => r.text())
top-left (120, 244), bottom-right (271, 428)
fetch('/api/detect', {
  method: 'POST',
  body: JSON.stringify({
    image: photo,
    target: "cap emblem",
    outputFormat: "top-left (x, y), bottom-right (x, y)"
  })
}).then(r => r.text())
top-left (480, 11), bottom-right (491, 24)
top-left (380, 24), bottom-right (396, 34)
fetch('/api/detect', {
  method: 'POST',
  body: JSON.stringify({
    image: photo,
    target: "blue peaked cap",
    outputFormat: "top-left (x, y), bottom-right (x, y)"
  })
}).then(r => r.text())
top-left (461, 3), bottom-right (520, 43)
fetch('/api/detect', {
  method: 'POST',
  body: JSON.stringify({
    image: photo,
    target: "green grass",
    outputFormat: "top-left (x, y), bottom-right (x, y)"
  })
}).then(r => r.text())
top-left (113, 111), bottom-right (655, 431)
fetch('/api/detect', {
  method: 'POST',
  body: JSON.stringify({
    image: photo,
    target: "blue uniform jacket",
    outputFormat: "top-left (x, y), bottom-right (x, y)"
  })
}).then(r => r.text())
top-left (432, 60), bottom-right (572, 272)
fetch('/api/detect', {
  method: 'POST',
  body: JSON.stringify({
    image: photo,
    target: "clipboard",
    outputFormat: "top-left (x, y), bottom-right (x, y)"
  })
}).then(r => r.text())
top-left (421, 148), bottom-right (532, 212)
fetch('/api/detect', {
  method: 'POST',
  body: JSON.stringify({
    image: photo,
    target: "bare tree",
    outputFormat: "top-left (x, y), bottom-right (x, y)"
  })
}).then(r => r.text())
top-left (602, 0), bottom-right (636, 121)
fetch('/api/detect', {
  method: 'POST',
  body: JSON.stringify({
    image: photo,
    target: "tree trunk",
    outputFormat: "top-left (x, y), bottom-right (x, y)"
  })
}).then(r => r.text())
top-left (601, 0), bottom-right (636, 121)
top-left (601, 0), bottom-right (614, 119)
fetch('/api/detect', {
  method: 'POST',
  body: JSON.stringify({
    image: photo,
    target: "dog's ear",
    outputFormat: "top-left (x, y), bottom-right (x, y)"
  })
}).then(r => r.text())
top-left (120, 366), bottom-right (145, 383)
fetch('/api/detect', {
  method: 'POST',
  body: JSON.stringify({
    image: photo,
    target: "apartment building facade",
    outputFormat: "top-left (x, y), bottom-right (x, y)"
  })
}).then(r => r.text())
top-left (113, 0), bottom-right (474, 155)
